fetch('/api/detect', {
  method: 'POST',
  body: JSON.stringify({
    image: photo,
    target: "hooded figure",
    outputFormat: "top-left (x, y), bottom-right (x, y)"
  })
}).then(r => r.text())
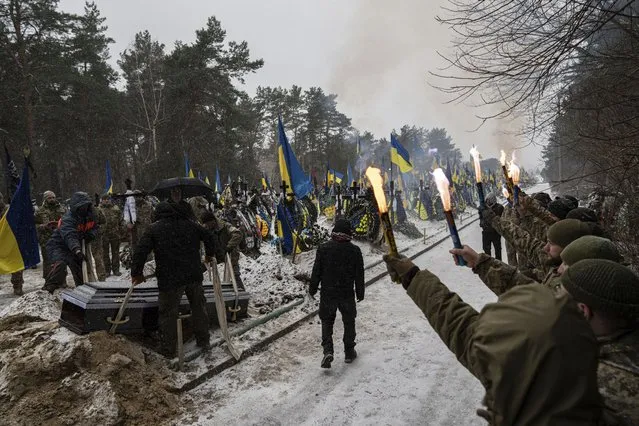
top-left (43, 192), bottom-right (97, 293)
top-left (383, 255), bottom-right (606, 425)
top-left (480, 193), bottom-right (504, 260)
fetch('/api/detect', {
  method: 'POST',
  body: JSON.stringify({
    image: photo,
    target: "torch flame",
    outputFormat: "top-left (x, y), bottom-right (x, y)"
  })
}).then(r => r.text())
top-left (500, 150), bottom-right (507, 166)
top-left (365, 167), bottom-right (388, 213)
top-left (432, 168), bottom-right (452, 211)
top-left (502, 185), bottom-right (509, 198)
top-left (469, 145), bottom-right (482, 183)
top-left (508, 162), bottom-right (521, 185)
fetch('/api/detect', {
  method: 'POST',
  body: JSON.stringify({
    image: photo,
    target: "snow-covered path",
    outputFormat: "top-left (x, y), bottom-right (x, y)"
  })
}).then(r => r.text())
top-left (180, 219), bottom-right (498, 426)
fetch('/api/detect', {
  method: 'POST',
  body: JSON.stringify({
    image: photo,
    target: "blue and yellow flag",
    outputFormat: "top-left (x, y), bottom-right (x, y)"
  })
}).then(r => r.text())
top-left (0, 165), bottom-right (40, 273)
top-left (261, 172), bottom-right (270, 190)
top-left (184, 153), bottom-right (195, 178)
top-left (390, 134), bottom-right (413, 173)
top-left (215, 167), bottom-right (222, 192)
top-left (327, 169), bottom-right (343, 184)
top-left (104, 160), bottom-right (113, 194)
top-left (205, 175), bottom-right (211, 185)
top-left (278, 116), bottom-right (312, 198)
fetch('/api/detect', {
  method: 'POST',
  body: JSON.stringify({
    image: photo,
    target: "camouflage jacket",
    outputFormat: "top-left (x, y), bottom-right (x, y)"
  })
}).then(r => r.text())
top-left (473, 253), bottom-right (560, 296)
top-left (597, 328), bottom-right (639, 425)
top-left (34, 202), bottom-right (67, 243)
top-left (518, 211), bottom-right (549, 244)
top-left (520, 195), bottom-right (559, 226)
top-left (136, 198), bottom-right (154, 226)
top-left (98, 204), bottom-right (122, 239)
top-left (208, 218), bottom-right (242, 263)
top-left (490, 214), bottom-right (549, 278)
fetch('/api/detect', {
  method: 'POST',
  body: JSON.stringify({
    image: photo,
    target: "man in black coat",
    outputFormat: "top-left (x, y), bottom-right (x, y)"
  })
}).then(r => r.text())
top-left (480, 193), bottom-right (504, 261)
top-left (310, 219), bottom-right (365, 368)
top-left (43, 192), bottom-right (97, 293)
top-left (131, 201), bottom-right (216, 357)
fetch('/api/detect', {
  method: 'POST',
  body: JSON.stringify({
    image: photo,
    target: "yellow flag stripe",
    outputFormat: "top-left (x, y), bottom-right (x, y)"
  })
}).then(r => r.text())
top-left (0, 212), bottom-right (26, 274)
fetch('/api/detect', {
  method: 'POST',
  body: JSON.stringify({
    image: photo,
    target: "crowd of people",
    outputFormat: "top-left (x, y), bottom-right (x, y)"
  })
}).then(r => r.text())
top-left (383, 190), bottom-right (639, 424)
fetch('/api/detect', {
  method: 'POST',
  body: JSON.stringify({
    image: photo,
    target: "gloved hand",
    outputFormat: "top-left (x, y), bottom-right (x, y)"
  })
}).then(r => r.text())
top-left (449, 245), bottom-right (480, 268)
top-left (73, 248), bottom-right (86, 262)
top-left (383, 254), bottom-right (418, 285)
top-left (131, 275), bottom-right (146, 286)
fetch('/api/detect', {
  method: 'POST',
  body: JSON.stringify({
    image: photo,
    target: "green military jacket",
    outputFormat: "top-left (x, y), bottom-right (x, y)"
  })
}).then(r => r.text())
top-left (98, 203), bottom-right (122, 239)
top-left (34, 202), bottom-right (67, 244)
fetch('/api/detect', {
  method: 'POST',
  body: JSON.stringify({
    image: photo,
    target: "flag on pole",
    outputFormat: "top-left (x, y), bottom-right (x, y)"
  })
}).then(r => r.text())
top-left (277, 116), bottom-right (312, 198)
top-left (390, 134), bottom-right (413, 173)
top-left (347, 162), bottom-right (354, 186)
top-left (0, 164), bottom-right (40, 273)
top-left (184, 153), bottom-right (195, 178)
top-left (104, 160), bottom-right (113, 194)
top-left (215, 167), bottom-right (222, 192)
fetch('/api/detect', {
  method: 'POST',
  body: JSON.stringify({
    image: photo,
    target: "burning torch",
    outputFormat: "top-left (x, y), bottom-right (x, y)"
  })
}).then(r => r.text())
top-left (432, 168), bottom-right (466, 266)
top-left (365, 167), bottom-right (398, 257)
top-left (502, 185), bottom-right (512, 207)
top-left (469, 145), bottom-right (484, 209)
top-left (500, 150), bottom-right (515, 200)
top-left (508, 159), bottom-right (521, 206)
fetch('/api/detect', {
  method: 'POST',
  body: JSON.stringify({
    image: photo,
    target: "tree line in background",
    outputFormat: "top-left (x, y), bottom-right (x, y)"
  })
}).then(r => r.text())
top-left (438, 0), bottom-right (639, 259)
top-left (1, 0), bottom-right (475, 200)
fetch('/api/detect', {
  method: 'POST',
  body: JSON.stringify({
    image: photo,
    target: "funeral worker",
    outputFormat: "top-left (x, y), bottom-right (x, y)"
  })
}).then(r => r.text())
top-left (310, 219), bottom-right (365, 368)
top-left (383, 254), bottom-right (607, 424)
top-left (558, 259), bottom-right (639, 424)
top-left (201, 211), bottom-right (245, 289)
top-left (42, 192), bottom-right (97, 293)
top-left (130, 201), bottom-right (216, 357)
top-left (34, 190), bottom-right (66, 279)
top-left (479, 192), bottom-right (504, 260)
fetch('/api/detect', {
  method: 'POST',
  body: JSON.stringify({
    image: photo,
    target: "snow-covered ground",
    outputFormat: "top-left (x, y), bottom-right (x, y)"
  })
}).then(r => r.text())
top-left (0, 183), bottom-right (548, 425)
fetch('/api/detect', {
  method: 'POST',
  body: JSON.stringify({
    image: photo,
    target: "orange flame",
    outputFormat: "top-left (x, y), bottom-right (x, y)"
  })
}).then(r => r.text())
top-left (432, 168), bottom-right (451, 211)
top-left (509, 162), bottom-right (521, 185)
top-left (469, 145), bottom-right (482, 183)
top-left (502, 185), bottom-right (509, 198)
top-left (365, 167), bottom-right (387, 213)
top-left (500, 150), bottom-right (507, 166)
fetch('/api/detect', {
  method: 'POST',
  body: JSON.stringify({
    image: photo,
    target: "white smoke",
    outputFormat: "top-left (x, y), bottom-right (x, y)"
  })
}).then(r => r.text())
top-left (328, 0), bottom-right (541, 168)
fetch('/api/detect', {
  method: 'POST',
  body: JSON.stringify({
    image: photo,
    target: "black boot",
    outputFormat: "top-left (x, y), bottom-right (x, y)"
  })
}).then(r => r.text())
top-left (345, 349), bottom-right (357, 364)
top-left (321, 353), bottom-right (333, 369)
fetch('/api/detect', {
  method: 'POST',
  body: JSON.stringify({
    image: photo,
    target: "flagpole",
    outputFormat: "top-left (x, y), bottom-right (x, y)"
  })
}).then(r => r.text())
top-left (389, 149), bottom-right (394, 224)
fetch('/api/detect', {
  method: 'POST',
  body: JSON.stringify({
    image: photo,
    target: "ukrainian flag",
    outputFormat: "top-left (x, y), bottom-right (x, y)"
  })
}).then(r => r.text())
top-left (277, 116), bottom-right (312, 198)
top-left (328, 170), bottom-right (343, 184)
top-left (0, 165), bottom-right (40, 273)
top-left (390, 134), bottom-right (413, 173)
top-left (104, 160), bottom-right (113, 194)
top-left (261, 172), bottom-right (270, 190)
top-left (205, 175), bottom-right (211, 185)
top-left (215, 167), bottom-right (222, 192)
top-left (184, 153), bottom-right (195, 178)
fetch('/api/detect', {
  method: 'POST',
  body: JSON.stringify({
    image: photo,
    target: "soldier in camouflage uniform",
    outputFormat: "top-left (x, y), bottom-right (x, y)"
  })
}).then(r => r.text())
top-left (135, 196), bottom-right (154, 239)
top-left (201, 211), bottom-right (244, 289)
top-left (97, 195), bottom-right (122, 276)
top-left (92, 199), bottom-right (108, 281)
top-left (559, 260), bottom-right (639, 424)
top-left (0, 192), bottom-right (24, 295)
top-left (34, 190), bottom-right (67, 278)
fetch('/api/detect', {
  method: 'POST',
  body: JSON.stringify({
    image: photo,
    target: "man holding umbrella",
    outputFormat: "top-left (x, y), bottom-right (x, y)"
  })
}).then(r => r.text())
top-left (131, 201), bottom-right (216, 357)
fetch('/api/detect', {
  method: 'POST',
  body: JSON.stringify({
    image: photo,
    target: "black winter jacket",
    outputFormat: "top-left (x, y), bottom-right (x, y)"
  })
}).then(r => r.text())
top-left (310, 239), bottom-right (365, 300)
top-left (46, 192), bottom-right (97, 262)
top-left (480, 203), bottom-right (504, 235)
top-left (131, 202), bottom-right (215, 290)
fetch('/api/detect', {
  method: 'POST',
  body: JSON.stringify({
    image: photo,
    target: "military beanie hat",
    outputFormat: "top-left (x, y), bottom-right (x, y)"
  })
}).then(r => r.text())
top-left (548, 198), bottom-right (573, 220)
top-left (561, 259), bottom-right (639, 317)
top-left (560, 236), bottom-right (621, 266)
top-left (43, 190), bottom-right (56, 200)
top-left (566, 207), bottom-right (598, 223)
top-left (547, 219), bottom-right (602, 248)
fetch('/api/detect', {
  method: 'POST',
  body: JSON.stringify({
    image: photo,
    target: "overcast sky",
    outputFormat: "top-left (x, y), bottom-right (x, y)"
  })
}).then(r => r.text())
top-left (59, 0), bottom-right (543, 169)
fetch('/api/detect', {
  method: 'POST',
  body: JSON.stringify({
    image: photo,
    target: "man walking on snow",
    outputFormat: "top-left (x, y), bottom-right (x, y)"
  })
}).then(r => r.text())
top-left (310, 219), bottom-right (365, 368)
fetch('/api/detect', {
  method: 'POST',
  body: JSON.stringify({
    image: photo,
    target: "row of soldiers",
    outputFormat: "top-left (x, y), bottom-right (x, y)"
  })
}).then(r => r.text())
top-left (384, 190), bottom-right (639, 424)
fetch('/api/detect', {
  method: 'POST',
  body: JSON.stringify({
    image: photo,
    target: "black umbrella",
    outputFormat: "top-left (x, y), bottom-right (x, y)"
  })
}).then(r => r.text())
top-left (150, 177), bottom-right (214, 200)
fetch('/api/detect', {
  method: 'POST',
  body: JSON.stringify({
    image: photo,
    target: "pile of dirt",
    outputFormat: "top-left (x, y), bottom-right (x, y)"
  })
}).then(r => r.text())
top-left (0, 315), bottom-right (181, 426)
top-left (0, 290), bottom-right (61, 321)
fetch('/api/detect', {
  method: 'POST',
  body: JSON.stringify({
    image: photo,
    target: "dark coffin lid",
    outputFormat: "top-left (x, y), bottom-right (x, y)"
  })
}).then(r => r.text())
top-left (60, 280), bottom-right (249, 310)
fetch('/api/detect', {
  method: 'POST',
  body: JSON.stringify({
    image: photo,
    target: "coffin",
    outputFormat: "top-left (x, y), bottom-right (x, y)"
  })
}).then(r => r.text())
top-left (59, 280), bottom-right (250, 335)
